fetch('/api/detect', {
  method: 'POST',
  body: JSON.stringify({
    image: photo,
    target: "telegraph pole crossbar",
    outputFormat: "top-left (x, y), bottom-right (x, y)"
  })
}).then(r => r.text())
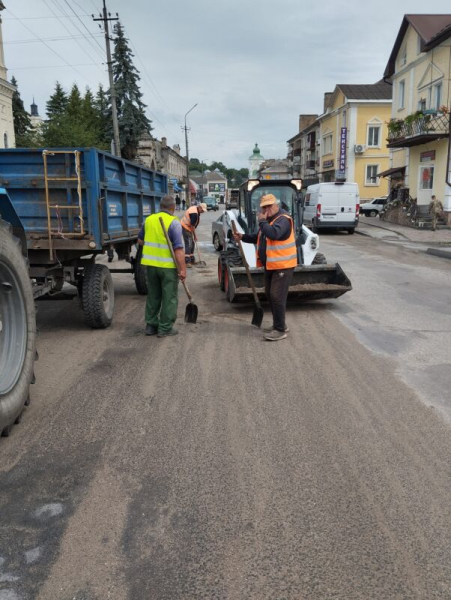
top-left (93, 0), bottom-right (120, 157)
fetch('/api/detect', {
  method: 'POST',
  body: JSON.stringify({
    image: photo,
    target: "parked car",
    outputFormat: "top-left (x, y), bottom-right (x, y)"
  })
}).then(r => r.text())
top-left (304, 182), bottom-right (360, 234)
top-left (203, 196), bottom-right (219, 211)
top-left (211, 213), bottom-right (231, 251)
top-left (360, 197), bottom-right (388, 217)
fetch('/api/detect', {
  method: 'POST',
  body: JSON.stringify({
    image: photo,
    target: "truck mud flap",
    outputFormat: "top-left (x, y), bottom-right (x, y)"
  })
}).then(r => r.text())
top-left (227, 264), bottom-right (352, 303)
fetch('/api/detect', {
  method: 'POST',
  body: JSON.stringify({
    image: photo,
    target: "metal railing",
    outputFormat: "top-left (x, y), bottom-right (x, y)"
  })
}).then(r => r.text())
top-left (387, 112), bottom-right (449, 144)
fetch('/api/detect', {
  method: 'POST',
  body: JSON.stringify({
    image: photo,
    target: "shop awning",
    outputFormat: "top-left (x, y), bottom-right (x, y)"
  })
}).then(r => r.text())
top-left (173, 183), bottom-right (182, 192)
top-left (377, 166), bottom-right (406, 178)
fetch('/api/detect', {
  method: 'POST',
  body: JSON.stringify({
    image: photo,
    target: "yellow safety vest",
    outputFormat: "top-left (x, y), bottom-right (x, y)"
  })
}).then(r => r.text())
top-left (141, 211), bottom-right (177, 269)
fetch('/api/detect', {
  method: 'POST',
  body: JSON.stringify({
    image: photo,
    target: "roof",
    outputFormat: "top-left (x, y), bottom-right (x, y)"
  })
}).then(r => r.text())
top-left (377, 166), bottom-right (406, 178)
top-left (337, 82), bottom-right (392, 101)
top-left (190, 170), bottom-right (227, 184)
top-left (384, 14), bottom-right (451, 78)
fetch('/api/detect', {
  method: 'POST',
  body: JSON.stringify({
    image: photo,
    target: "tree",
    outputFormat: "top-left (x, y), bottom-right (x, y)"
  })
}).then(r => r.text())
top-left (46, 82), bottom-right (68, 119)
top-left (66, 84), bottom-right (83, 119)
top-left (110, 22), bottom-right (152, 159)
top-left (95, 84), bottom-right (110, 147)
top-left (11, 76), bottom-right (32, 143)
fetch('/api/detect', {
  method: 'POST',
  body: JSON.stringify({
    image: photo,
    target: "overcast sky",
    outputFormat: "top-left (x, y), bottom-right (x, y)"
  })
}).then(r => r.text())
top-left (3, 1), bottom-right (451, 168)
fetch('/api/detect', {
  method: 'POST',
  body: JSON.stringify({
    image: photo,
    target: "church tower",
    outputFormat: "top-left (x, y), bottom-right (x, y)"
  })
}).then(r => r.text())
top-left (248, 144), bottom-right (264, 178)
top-left (0, 2), bottom-right (16, 148)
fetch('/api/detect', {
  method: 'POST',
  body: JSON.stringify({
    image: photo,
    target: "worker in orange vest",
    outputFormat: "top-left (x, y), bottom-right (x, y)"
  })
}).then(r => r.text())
top-left (233, 193), bottom-right (297, 341)
top-left (181, 202), bottom-right (207, 267)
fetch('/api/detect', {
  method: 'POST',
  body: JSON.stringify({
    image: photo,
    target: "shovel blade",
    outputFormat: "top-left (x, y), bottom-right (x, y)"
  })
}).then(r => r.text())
top-left (185, 302), bottom-right (198, 324)
top-left (251, 305), bottom-right (264, 328)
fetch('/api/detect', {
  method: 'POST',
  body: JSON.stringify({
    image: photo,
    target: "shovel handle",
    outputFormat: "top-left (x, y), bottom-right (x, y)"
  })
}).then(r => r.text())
top-left (231, 221), bottom-right (261, 308)
top-left (159, 216), bottom-right (194, 302)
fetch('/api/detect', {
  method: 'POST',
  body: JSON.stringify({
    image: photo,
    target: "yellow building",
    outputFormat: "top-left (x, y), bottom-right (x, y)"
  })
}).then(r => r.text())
top-left (384, 14), bottom-right (451, 213)
top-left (317, 83), bottom-right (392, 201)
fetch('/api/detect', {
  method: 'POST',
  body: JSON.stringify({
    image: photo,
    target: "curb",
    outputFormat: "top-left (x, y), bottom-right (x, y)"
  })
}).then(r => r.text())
top-left (358, 220), bottom-right (410, 239)
top-left (426, 248), bottom-right (451, 260)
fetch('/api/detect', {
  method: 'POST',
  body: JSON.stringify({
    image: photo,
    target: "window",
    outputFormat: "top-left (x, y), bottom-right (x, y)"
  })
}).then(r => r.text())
top-left (434, 83), bottom-right (442, 110)
top-left (323, 134), bottom-right (333, 155)
top-left (399, 47), bottom-right (407, 68)
top-left (398, 80), bottom-right (405, 109)
top-left (3, 132), bottom-right (8, 148)
top-left (419, 166), bottom-right (434, 190)
top-left (367, 126), bottom-right (381, 147)
top-left (342, 110), bottom-right (347, 128)
top-left (365, 165), bottom-right (379, 186)
top-left (418, 98), bottom-right (426, 111)
top-left (417, 35), bottom-right (422, 55)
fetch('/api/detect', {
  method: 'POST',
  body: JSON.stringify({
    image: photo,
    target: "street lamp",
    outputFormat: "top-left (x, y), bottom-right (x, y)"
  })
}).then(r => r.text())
top-left (183, 103), bottom-right (198, 207)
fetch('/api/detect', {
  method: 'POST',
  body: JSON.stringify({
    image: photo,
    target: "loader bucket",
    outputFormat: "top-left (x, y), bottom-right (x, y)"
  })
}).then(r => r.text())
top-left (226, 264), bottom-right (352, 303)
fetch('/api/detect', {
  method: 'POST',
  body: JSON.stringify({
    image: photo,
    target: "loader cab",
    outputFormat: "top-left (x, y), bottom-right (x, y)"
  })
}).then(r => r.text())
top-left (238, 179), bottom-right (303, 233)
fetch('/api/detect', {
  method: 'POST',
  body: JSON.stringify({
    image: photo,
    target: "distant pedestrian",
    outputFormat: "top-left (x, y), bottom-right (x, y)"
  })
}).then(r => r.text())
top-left (137, 195), bottom-right (186, 337)
top-left (175, 195), bottom-right (181, 211)
top-left (182, 198), bottom-right (186, 211)
top-left (181, 202), bottom-right (207, 267)
top-left (429, 195), bottom-right (443, 231)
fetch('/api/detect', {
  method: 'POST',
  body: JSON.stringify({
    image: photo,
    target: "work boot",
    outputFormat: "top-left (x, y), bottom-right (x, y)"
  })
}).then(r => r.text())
top-left (263, 325), bottom-right (290, 333)
top-left (157, 328), bottom-right (179, 338)
top-left (145, 324), bottom-right (158, 336)
top-left (264, 330), bottom-right (287, 341)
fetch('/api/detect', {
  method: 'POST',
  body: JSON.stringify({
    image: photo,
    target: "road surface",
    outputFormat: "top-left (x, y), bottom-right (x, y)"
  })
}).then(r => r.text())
top-left (1, 210), bottom-right (451, 600)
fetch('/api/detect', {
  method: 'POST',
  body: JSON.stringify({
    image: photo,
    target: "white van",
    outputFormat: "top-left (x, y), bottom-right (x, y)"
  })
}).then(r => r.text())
top-left (303, 182), bottom-right (360, 234)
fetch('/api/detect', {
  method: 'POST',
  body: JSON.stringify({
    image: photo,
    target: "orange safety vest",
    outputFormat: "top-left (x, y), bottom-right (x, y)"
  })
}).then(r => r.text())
top-left (181, 206), bottom-right (200, 232)
top-left (256, 214), bottom-right (298, 270)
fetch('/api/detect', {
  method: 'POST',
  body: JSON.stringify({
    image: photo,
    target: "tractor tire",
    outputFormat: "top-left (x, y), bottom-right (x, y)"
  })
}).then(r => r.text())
top-left (312, 252), bottom-right (327, 265)
top-left (213, 233), bottom-right (223, 252)
top-left (218, 257), bottom-right (225, 291)
top-left (134, 246), bottom-right (148, 295)
top-left (82, 264), bottom-right (115, 329)
top-left (0, 221), bottom-right (36, 437)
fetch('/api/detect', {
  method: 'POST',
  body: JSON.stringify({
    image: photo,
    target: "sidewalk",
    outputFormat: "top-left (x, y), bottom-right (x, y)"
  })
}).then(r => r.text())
top-left (356, 216), bottom-right (451, 259)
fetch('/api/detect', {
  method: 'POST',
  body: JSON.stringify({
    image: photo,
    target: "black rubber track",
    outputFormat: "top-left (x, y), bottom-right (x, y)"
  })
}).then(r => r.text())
top-left (134, 246), bottom-right (148, 295)
top-left (82, 264), bottom-right (115, 329)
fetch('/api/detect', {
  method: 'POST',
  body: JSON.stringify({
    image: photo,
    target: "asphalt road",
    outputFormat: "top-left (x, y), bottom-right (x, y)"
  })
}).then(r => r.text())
top-left (2, 210), bottom-right (451, 600)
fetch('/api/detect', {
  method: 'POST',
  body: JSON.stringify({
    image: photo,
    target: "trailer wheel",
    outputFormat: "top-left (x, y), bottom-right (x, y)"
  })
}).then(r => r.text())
top-left (134, 246), bottom-right (148, 295)
top-left (82, 264), bottom-right (115, 328)
top-left (0, 221), bottom-right (36, 437)
top-left (218, 257), bottom-right (225, 291)
top-left (312, 252), bottom-right (327, 265)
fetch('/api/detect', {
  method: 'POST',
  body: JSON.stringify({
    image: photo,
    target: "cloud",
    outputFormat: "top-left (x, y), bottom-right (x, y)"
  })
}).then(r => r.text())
top-left (3, 0), bottom-right (451, 167)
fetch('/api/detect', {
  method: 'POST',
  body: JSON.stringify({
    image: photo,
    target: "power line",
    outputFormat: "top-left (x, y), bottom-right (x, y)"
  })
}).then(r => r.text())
top-left (10, 63), bottom-right (103, 70)
top-left (4, 33), bottom-right (103, 44)
top-left (64, 0), bottom-right (105, 55)
top-left (40, 0), bottom-right (106, 76)
top-left (5, 7), bottom-right (97, 84)
top-left (3, 14), bottom-right (91, 20)
top-left (50, 0), bottom-right (104, 61)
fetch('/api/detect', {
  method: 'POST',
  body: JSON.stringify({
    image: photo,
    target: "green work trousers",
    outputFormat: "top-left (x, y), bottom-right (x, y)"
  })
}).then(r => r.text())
top-left (145, 266), bottom-right (179, 333)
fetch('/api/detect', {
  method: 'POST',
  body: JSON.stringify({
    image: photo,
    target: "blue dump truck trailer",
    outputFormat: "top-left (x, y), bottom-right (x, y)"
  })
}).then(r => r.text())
top-left (0, 147), bottom-right (167, 436)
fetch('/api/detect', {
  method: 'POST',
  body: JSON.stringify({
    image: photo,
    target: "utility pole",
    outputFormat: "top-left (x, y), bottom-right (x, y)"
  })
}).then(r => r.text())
top-left (182, 103), bottom-right (197, 206)
top-left (93, 1), bottom-right (121, 157)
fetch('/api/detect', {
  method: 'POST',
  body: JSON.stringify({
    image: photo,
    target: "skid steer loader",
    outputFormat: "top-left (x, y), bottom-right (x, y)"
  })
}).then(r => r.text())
top-left (217, 178), bottom-right (352, 302)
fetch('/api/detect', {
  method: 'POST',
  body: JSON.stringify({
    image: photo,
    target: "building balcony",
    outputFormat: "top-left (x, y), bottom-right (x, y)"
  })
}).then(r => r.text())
top-left (387, 111), bottom-right (450, 148)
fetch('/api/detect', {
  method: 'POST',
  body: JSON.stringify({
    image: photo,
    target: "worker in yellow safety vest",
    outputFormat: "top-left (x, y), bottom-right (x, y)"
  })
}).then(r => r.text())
top-left (181, 203), bottom-right (207, 267)
top-left (233, 193), bottom-right (297, 342)
top-left (138, 195), bottom-right (186, 337)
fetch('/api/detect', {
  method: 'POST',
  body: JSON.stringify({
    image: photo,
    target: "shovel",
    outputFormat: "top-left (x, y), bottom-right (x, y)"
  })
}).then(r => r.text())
top-left (160, 217), bottom-right (198, 324)
top-left (194, 238), bottom-right (207, 267)
top-left (231, 221), bottom-right (264, 328)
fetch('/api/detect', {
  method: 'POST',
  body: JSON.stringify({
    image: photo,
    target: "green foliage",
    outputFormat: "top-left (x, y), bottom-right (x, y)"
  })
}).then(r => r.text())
top-left (95, 84), bottom-right (110, 146)
top-left (109, 22), bottom-right (152, 159)
top-left (46, 82), bottom-right (68, 119)
top-left (189, 158), bottom-right (249, 187)
top-left (42, 83), bottom-right (109, 149)
top-left (11, 76), bottom-right (42, 148)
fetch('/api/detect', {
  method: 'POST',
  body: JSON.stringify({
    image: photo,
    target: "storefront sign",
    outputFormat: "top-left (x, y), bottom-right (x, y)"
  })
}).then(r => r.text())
top-left (338, 127), bottom-right (347, 178)
top-left (420, 150), bottom-right (435, 162)
top-left (323, 159), bottom-right (334, 169)
top-left (209, 183), bottom-right (225, 193)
